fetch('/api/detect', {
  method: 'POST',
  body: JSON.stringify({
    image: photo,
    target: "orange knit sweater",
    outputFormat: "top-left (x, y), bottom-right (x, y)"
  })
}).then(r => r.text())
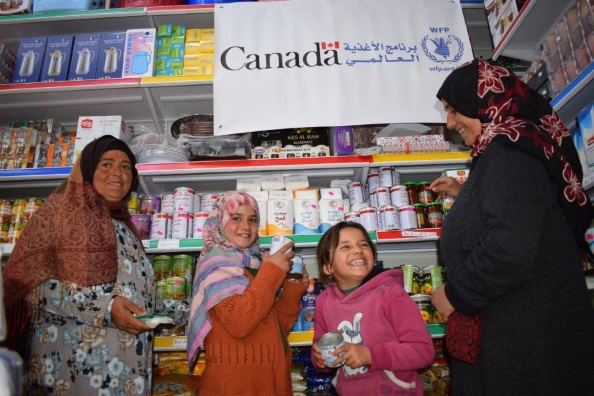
top-left (198, 261), bottom-right (307, 395)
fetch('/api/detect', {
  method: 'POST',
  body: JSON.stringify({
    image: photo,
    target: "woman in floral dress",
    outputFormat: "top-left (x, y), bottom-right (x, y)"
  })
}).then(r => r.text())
top-left (4, 135), bottom-right (156, 395)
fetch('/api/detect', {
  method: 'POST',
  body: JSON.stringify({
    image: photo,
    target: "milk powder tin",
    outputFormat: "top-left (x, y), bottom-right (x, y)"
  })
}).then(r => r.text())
top-left (200, 194), bottom-right (219, 213)
top-left (344, 211), bottom-right (360, 223)
top-left (318, 332), bottom-right (345, 367)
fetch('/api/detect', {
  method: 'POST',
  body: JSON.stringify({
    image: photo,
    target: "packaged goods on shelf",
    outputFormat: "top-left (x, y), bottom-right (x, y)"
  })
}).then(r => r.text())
top-left (0, 197), bottom-right (44, 243)
top-left (95, 32), bottom-right (126, 79)
top-left (123, 28), bottom-right (156, 78)
top-left (484, 0), bottom-right (528, 48)
top-left (73, 115), bottom-right (130, 163)
top-left (12, 36), bottom-right (47, 84)
top-left (40, 35), bottom-right (74, 83)
top-left (0, 43), bottom-right (15, 84)
top-left (32, 0), bottom-right (110, 14)
top-left (68, 33), bottom-right (101, 81)
top-left (0, 0), bottom-right (31, 14)
top-left (0, 119), bottom-right (62, 169)
top-left (542, 0), bottom-right (593, 98)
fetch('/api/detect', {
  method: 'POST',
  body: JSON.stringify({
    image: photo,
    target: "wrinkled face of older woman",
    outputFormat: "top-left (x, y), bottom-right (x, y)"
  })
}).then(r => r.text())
top-left (442, 99), bottom-right (482, 147)
top-left (93, 150), bottom-right (133, 202)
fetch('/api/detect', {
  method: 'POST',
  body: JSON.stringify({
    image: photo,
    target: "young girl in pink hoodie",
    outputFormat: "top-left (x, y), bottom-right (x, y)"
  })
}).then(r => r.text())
top-left (311, 221), bottom-right (434, 395)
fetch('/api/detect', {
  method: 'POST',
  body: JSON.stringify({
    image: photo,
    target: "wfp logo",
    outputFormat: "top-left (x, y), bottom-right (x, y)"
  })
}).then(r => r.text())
top-left (421, 27), bottom-right (464, 64)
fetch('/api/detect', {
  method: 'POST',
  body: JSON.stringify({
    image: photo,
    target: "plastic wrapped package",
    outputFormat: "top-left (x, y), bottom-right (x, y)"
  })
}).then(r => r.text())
top-left (179, 133), bottom-right (252, 161)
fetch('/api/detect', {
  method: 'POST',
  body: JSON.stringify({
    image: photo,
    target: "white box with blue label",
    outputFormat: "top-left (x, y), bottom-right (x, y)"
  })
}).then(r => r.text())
top-left (95, 32), bottom-right (126, 79)
top-left (123, 28), bottom-right (156, 78)
top-left (68, 33), bottom-right (101, 81)
top-left (40, 35), bottom-right (73, 82)
top-left (12, 36), bottom-right (47, 83)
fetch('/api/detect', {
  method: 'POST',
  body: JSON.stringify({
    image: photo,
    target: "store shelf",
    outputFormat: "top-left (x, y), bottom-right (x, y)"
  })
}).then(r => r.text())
top-left (154, 324), bottom-right (446, 352)
top-left (492, 0), bottom-right (573, 61)
top-left (136, 156), bottom-right (373, 196)
top-left (0, 167), bottom-right (70, 199)
top-left (551, 62), bottom-right (594, 131)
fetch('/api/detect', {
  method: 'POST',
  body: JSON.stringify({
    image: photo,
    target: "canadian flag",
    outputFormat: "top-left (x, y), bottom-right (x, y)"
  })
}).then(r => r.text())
top-left (321, 41), bottom-right (340, 50)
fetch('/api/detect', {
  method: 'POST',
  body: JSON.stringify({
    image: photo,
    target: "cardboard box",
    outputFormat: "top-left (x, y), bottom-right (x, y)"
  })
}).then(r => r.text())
top-left (73, 116), bottom-right (130, 163)
top-left (578, 103), bottom-right (594, 167)
top-left (251, 145), bottom-right (330, 159)
top-left (0, 42), bottom-right (16, 67)
top-left (329, 126), bottom-right (354, 156)
top-left (123, 28), bottom-right (156, 78)
top-left (12, 36), bottom-right (47, 83)
top-left (68, 33), bottom-right (101, 81)
top-left (251, 127), bottom-right (329, 148)
top-left (40, 35), bottom-right (73, 82)
top-left (95, 32), bottom-right (126, 79)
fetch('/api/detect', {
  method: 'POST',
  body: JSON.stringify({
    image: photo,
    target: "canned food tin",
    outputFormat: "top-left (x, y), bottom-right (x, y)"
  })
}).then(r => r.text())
top-left (200, 194), bottom-right (219, 213)
top-left (366, 170), bottom-right (380, 192)
top-left (153, 255), bottom-right (173, 281)
top-left (398, 205), bottom-right (418, 230)
top-left (344, 211), bottom-right (360, 223)
top-left (359, 207), bottom-right (378, 232)
top-left (410, 294), bottom-right (433, 324)
top-left (381, 205), bottom-right (400, 230)
top-left (172, 212), bottom-right (192, 239)
top-left (156, 280), bottom-right (168, 303)
top-left (0, 199), bottom-right (13, 223)
top-left (150, 212), bottom-right (170, 240)
top-left (347, 182), bottom-right (364, 206)
top-left (402, 264), bottom-right (421, 294)
top-left (270, 235), bottom-right (293, 254)
top-left (161, 194), bottom-right (175, 214)
top-left (421, 265), bottom-right (443, 295)
top-left (193, 193), bottom-right (202, 213)
top-left (374, 187), bottom-right (391, 208)
top-left (173, 187), bottom-right (195, 214)
top-left (127, 191), bottom-right (140, 214)
top-left (140, 195), bottom-right (161, 216)
top-left (166, 276), bottom-right (187, 300)
top-left (172, 254), bottom-right (194, 279)
top-left (130, 214), bottom-right (151, 240)
top-left (318, 332), bottom-right (346, 367)
top-left (389, 185), bottom-right (409, 208)
top-left (288, 254), bottom-right (304, 280)
top-left (192, 212), bottom-right (209, 239)
top-left (379, 166), bottom-right (394, 187)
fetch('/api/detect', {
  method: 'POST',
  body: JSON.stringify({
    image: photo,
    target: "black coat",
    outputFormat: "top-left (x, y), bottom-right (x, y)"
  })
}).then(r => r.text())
top-left (440, 141), bottom-right (594, 396)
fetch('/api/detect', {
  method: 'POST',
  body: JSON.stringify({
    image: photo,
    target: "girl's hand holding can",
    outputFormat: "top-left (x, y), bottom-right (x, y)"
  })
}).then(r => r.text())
top-left (261, 240), bottom-right (295, 273)
top-left (312, 343), bottom-right (328, 369)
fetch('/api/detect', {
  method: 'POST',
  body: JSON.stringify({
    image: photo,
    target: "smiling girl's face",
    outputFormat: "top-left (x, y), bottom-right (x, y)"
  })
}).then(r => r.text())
top-left (323, 227), bottom-right (375, 290)
top-left (223, 204), bottom-right (259, 249)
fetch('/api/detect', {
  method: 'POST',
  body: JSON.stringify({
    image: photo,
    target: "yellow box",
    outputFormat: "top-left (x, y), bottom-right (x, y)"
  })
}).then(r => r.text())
top-left (200, 28), bottom-right (214, 41)
top-left (183, 65), bottom-right (213, 76)
top-left (185, 28), bottom-right (201, 43)
top-left (184, 42), bottom-right (201, 56)
top-left (197, 40), bottom-right (215, 53)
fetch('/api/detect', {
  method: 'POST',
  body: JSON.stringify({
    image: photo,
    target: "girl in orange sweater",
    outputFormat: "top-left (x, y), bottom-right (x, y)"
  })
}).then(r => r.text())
top-left (188, 191), bottom-right (308, 395)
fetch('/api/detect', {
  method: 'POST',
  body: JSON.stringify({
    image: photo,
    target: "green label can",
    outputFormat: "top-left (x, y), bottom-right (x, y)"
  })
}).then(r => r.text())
top-left (172, 254), bottom-right (194, 279)
top-left (166, 276), bottom-right (187, 300)
top-left (153, 255), bottom-right (173, 281)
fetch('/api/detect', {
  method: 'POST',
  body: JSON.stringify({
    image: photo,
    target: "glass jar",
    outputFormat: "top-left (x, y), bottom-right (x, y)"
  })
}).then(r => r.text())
top-left (404, 182), bottom-right (419, 205)
top-left (413, 203), bottom-right (427, 228)
top-left (426, 202), bottom-right (443, 228)
top-left (417, 181), bottom-right (435, 204)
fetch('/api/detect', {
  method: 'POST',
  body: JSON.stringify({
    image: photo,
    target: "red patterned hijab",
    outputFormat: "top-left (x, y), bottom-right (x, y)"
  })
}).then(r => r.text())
top-left (3, 135), bottom-right (138, 308)
top-left (437, 58), bottom-right (594, 261)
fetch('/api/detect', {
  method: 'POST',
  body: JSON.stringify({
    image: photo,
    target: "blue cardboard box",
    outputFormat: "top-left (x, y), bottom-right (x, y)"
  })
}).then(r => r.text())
top-left (12, 36), bottom-right (47, 84)
top-left (40, 35), bottom-right (73, 82)
top-left (95, 32), bottom-right (126, 79)
top-left (68, 33), bottom-right (101, 81)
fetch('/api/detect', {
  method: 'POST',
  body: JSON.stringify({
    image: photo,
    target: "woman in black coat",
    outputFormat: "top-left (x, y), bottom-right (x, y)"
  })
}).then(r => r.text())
top-left (431, 59), bottom-right (594, 395)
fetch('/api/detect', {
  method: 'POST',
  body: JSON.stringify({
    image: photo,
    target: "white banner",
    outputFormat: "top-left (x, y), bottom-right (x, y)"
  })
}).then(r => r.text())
top-left (213, 0), bottom-right (473, 136)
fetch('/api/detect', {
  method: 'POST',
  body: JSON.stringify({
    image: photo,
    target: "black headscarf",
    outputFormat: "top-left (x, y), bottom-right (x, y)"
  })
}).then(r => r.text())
top-left (437, 58), bottom-right (594, 262)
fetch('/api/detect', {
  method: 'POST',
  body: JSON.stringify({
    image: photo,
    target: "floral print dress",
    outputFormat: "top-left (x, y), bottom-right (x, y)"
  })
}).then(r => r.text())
top-left (25, 220), bottom-right (156, 395)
